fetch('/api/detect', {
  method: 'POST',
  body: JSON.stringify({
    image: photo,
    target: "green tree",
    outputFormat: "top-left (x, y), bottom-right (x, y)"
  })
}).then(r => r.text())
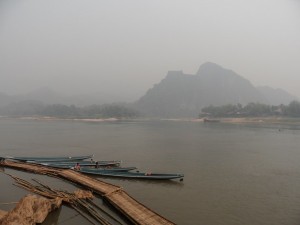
top-left (287, 101), bottom-right (300, 117)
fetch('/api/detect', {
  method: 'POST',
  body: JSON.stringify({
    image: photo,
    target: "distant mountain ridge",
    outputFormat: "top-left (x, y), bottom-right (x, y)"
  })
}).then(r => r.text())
top-left (135, 62), bottom-right (297, 118)
top-left (257, 86), bottom-right (298, 106)
top-left (0, 62), bottom-right (297, 118)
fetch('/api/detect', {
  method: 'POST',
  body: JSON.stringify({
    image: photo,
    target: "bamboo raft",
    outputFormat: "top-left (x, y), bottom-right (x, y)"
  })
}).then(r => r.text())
top-left (0, 160), bottom-right (174, 225)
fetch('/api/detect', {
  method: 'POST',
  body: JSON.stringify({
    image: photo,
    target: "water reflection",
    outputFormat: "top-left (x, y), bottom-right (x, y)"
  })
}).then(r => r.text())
top-left (42, 207), bottom-right (62, 225)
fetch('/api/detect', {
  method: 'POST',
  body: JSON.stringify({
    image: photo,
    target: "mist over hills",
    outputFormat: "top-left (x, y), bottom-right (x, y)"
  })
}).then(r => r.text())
top-left (0, 62), bottom-right (298, 118)
top-left (257, 86), bottom-right (298, 106)
top-left (135, 62), bottom-right (297, 118)
top-left (0, 87), bottom-right (122, 108)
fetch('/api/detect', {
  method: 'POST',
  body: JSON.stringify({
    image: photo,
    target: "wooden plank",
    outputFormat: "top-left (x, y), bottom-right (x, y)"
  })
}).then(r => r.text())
top-left (105, 190), bottom-right (173, 225)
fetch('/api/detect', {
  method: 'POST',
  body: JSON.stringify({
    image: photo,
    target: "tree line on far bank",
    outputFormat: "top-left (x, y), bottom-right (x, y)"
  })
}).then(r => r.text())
top-left (0, 101), bottom-right (140, 119)
top-left (200, 101), bottom-right (300, 118)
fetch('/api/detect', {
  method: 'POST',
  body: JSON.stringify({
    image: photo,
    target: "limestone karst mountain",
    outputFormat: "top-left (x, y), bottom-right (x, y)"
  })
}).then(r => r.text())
top-left (135, 62), bottom-right (296, 117)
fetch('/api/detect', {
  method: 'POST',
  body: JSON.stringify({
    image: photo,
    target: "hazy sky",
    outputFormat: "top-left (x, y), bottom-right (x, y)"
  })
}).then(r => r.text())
top-left (1, 0), bottom-right (300, 101)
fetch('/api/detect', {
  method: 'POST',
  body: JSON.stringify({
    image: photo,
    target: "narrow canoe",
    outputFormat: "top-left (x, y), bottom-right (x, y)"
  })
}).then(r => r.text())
top-left (5, 155), bottom-right (93, 162)
top-left (39, 161), bottom-right (121, 168)
top-left (79, 167), bottom-right (137, 174)
top-left (40, 160), bottom-right (121, 165)
top-left (84, 171), bottom-right (184, 180)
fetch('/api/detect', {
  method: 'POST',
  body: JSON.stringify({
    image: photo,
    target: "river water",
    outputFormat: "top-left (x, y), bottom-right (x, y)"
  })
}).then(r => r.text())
top-left (1, 118), bottom-right (300, 225)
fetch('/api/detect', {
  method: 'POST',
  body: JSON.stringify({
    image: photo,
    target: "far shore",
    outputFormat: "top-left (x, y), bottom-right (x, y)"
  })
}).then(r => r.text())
top-left (161, 117), bottom-right (300, 125)
top-left (0, 116), bottom-right (120, 122)
top-left (1, 116), bottom-right (300, 125)
top-left (199, 117), bottom-right (300, 125)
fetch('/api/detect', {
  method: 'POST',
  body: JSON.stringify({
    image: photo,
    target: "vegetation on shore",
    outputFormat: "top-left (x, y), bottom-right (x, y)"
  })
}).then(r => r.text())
top-left (2, 99), bottom-right (300, 121)
top-left (200, 101), bottom-right (300, 118)
top-left (0, 102), bottom-right (140, 119)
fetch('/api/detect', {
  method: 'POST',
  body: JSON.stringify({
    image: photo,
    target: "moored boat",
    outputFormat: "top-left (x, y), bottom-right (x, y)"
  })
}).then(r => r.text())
top-left (79, 167), bottom-right (137, 174)
top-left (203, 118), bottom-right (220, 123)
top-left (84, 171), bottom-right (184, 180)
top-left (39, 160), bottom-right (121, 168)
top-left (5, 155), bottom-right (94, 162)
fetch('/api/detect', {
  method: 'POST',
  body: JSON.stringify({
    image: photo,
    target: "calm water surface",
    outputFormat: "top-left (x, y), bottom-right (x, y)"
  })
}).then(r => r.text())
top-left (1, 118), bottom-right (300, 225)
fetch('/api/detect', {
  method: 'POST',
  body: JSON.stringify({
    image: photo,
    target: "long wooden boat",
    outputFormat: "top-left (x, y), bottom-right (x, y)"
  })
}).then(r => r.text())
top-left (41, 160), bottom-right (121, 165)
top-left (85, 171), bottom-right (184, 180)
top-left (39, 161), bottom-right (121, 168)
top-left (203, 118), bottom-right (220, 123)
top-left (79, 167), bottom-right (137, 174)
top-left (5, 155), bottom-right (93, 162)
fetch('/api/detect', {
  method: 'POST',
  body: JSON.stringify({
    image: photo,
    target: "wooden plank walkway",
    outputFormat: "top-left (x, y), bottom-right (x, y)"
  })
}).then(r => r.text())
top-left (0, 160), bottom-right (174, 225)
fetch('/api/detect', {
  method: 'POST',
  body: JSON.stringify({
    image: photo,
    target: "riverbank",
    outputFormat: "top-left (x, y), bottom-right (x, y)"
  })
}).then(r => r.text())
top-left (219, 117), bottom-right (300, 125)
top-left (2, 116), bottom-right (300, 126)
top-left (163, 117), bottom-right (300, 125)
top-left (0, 116), bottom-right (120, 122)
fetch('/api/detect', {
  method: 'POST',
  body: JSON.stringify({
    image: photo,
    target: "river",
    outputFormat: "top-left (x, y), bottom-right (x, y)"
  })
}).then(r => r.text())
top-left (1, 118), bottom-right (300, 225)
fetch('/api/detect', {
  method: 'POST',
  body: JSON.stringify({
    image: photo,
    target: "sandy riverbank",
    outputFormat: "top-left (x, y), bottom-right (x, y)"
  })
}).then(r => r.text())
top-left (214, 117), bottom-right (300, 125)
top-left (162, 117), bottom-right (300, 125)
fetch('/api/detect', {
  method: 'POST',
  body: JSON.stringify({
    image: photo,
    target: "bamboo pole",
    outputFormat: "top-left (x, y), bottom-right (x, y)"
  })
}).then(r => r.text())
top-left (3, 173), bottom-right (122, 225)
